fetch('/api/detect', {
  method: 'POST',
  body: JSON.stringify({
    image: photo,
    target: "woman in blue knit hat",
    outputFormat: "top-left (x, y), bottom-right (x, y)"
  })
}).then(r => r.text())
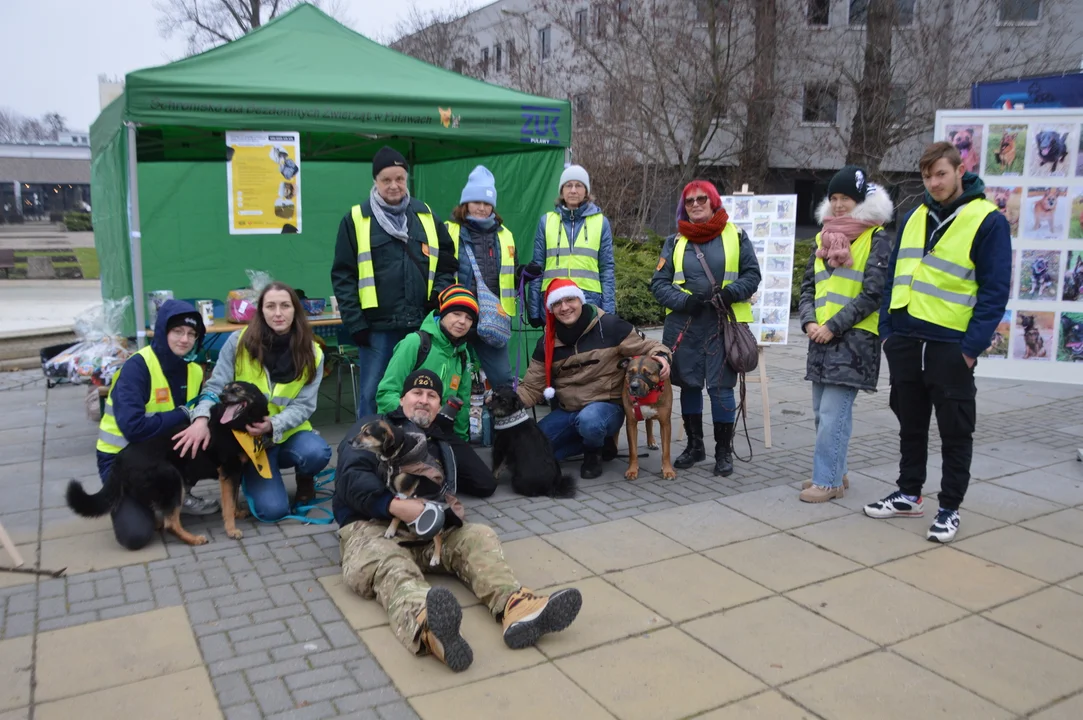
top-left (445, 165), bottom-right (530, 386)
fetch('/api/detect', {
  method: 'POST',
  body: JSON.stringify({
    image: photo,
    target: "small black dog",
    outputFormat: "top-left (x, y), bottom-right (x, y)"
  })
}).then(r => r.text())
top-left (1035, 130), bottom-right (1069, 173)
top-left (488, 385), bottom-right (575, 498)
top-left (67, 381), bottom-right (269, 545)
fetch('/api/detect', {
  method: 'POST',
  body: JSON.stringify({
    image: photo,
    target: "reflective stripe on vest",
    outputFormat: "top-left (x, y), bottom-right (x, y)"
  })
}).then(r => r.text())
top-left (889, 200), bottom-right (994, 332)
top-left (669, 224), bottom-right (753, 322)
top-left (445, 221), bottom-right (518, 315)
top-left (813, 226), bottom-right (881, 335)
top-left (97, 346), bottom-right (203, 453)
top-left (351, 203), bottom-right (440, 309)
top-left (234, 329), bottom-right (324, 443)
top-left (542, 212), bottom-right (603, 293)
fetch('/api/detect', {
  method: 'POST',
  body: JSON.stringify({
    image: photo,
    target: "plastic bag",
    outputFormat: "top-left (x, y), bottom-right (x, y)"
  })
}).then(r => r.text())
top-left (227, 268), bottom-right (273, 323)
top-left (43, 297), bottom-right (134, 386)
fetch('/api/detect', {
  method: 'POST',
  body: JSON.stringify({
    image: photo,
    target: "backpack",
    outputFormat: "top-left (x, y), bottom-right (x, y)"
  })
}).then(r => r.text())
top-left (414, 331), bottom-right (467, 376)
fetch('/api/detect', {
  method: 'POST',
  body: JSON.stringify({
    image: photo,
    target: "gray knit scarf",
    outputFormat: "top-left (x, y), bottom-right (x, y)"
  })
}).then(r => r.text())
top-left (369, 186), bottom-right (411, 242)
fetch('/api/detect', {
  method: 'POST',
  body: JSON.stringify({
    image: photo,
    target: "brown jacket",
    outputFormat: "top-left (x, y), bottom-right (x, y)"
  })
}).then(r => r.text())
top-left (518, 307), bottom-right (671, 412)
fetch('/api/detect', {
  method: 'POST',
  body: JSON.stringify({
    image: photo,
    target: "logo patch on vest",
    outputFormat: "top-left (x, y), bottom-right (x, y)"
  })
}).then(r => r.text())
top-left (421, 244), bottom-right (431, 257)
top-left (155, 387), bottom-right (170, 404)
top-left (656, 257), bottom-right (666, 271)
top-left (450, 374), bottom-right (461, 391)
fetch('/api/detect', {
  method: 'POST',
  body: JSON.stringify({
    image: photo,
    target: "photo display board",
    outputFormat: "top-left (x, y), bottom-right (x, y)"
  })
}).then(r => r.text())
top-left (937, 109), bottom-right (1083, 384)
top-left (721, 194), bottom-right (798, 345)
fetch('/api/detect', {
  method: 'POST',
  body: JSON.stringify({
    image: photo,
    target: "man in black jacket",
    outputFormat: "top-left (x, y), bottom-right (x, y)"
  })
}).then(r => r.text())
top-left (333, 369), bottom-right (582, 672)
top-left (330, 146), bottom-right (458, 419)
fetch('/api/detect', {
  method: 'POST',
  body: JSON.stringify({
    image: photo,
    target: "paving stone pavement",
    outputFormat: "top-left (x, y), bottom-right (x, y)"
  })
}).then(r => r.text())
top-left (2, 319), bottom-right (1083, 719)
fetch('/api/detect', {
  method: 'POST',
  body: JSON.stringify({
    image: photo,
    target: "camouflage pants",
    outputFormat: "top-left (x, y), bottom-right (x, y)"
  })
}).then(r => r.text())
top-left (339, 520), bottom-right (520, 654)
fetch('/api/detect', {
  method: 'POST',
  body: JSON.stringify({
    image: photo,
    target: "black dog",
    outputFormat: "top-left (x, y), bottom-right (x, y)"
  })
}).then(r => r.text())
top-left (67, 381), bottom-right (269, 545)
top-left (1062, 314), bottom-right (1083, 362)
top-left (1035, 130), bottom-right (1069, 173)
top-left (488, 385), bottom-right (575, 498)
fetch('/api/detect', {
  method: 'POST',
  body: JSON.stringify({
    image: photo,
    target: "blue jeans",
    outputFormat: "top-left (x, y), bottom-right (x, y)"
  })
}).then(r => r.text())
top-left (243, 430), bottom-right (332, 520)
top-left (538, 401), bottom-right (625, 460)
top-left (811, 382), bottom-right (857, 488)
top-left (355, 329), bottom-right (410, 419)
top-left (680, 387), bottom-right (737, 423)
top-left (471, 339), bottom-right (513, 388)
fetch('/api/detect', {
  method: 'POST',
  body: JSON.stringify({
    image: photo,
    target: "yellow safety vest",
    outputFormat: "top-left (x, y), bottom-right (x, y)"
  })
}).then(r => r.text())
top-left (542, 211), bottom-right (603, 293)
top-left (445, 221), bottom-right (518, 315)
top-left (889, 199), bottom-right (995, 332)
top-left (351, 202), bottom-right (439, 309)
top-left (97, 346), bottom-right (203, 453)
top-left (669, 224), bottom-right (753, 322)
top-left (234, 329), bottom-right (324, 442)
top-left (813, 226), bottom-right (882, 335)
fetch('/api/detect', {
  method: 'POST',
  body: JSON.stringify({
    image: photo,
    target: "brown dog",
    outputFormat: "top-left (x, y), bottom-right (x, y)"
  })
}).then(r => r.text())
top-left (1032, 189), bottom-right (1059, 234)
top-left (995, 132), bottom-right (1017, 170)
top-left (620, 356), bottom-right (675, 481)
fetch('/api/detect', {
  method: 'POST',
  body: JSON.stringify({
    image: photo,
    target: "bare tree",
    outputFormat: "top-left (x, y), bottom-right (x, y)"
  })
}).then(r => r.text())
top-left (155, 0), bottom-right (349, 56)
top-left (0, 109), bottom-right (68, 143)
top-left (388, 0), bottom-right (482, 74)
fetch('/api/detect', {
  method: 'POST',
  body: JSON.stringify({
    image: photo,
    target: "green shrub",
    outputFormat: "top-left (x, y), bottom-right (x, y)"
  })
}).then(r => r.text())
top-left (63, 212), bottom-right (92, 232)
top-left (614, 235), bottom-right (666, 327)
top-left (791, 238), bottom-right (814, 311)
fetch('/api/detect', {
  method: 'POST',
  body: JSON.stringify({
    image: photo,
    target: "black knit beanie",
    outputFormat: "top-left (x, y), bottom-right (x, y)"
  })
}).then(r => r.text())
top-left (826, 165), bottom-right (869, 203)
top-left (372, 146), bottom-right (409, 179)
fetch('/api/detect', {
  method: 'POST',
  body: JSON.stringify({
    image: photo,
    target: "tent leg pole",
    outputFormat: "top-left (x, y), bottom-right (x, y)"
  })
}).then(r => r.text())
top-left (125, 122), bottom-right (147, 347)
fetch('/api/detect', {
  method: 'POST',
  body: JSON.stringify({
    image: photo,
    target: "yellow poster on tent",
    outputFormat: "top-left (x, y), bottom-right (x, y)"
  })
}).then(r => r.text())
top-left (226, 131), bottom-right (302, 234)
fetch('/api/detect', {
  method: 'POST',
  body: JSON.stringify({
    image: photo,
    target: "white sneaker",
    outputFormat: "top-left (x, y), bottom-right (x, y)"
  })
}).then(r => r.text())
top-left (863, 490), bottom-right (924, 519)
top-left (927, 509), bottom-right (961, 543)
top-left (181, 494), bottom-right (220, 516)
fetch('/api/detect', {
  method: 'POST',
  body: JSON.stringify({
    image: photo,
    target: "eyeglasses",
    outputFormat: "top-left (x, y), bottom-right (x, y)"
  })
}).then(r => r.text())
top-left (684, 195), bottom-right (710, 207)
top-left (168, 327), bottom-right (198, 340)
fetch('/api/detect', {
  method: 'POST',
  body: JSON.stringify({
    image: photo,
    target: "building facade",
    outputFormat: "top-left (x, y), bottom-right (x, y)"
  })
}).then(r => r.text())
top-left (0, 135), bottom-right (91, 221)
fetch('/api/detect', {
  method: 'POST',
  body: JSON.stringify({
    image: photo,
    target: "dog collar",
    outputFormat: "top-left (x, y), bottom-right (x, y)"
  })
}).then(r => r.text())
top-left (629, 379), bottom-right (665, 422)
top-left (493, 409), bottom-right (531, 430)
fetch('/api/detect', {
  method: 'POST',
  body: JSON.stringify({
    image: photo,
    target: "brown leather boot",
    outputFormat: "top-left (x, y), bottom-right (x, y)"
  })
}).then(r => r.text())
top-left (417, 587), bottom-right (472, 672)
top-left (294, 474), bottom-right (315, 505)
top-left (501, 586), bottom-right (582, 649)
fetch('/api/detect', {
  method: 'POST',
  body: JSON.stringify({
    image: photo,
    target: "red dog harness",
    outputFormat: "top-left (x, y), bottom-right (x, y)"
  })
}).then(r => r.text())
top-left (629, 379), bottom-right (664, 421)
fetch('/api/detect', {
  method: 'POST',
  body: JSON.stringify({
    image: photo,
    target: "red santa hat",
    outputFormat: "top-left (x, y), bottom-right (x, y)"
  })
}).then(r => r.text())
top-left (542, 278), bottom-right (587, 401)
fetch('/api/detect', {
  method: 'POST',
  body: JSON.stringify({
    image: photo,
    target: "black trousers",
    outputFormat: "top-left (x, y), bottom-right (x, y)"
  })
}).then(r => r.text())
top-left (445, 434), bottom-right (497, 498)
top-left (883, 335), bottom-right (977, 511)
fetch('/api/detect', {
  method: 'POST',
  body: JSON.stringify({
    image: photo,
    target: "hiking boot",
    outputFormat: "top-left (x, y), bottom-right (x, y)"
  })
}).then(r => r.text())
top-left (417, 587), bottom-right (472, 672)
top-left (799, 484), bottom-right (843, 503)
top-left (502, 587), bottom-right (583, 649)
top-left (601, 434), bottom-right (619, 462)
top-left (181, 493), bottom-right (220, 516)
top-left (927, 508), bottom-right (961, 543)
top-left (674, 414), bottom-right (705, 469)
top-left (713, 421), bottom-right (734, 477)
top-left (863, 490), bottom-right (924, 519)
top-left (294, 474), bottom-right (316, 506)
top-left (802, 474), bottom-right (849, 490)
top-left (581, 451), bottom-right (603, 479)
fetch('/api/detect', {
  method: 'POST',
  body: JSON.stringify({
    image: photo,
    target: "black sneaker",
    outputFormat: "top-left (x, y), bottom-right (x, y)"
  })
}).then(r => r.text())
top-left (581, 451), bottom-right (603, 479)
top-left (927, 509), bottom-right (961, 543)
top-left (863, 490), bottom-right (924, 519)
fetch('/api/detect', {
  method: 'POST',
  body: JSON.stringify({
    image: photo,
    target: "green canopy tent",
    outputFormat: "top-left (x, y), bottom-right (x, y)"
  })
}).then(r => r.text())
top-left (90, 3), bottom-right (570, 342)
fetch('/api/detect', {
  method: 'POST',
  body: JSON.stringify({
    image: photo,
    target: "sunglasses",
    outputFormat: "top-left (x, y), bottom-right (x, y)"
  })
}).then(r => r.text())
top-left (684, 195), bottom-right (710, 207)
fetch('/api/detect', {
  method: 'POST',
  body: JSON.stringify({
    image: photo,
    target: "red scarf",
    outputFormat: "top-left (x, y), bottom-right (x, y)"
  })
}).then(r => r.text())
top-left (678, 208), bottom-right (729, 243)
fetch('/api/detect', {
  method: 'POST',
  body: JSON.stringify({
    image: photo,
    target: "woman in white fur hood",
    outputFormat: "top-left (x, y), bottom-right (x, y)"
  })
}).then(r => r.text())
top-left (797, 166), bottom-right (895, 504)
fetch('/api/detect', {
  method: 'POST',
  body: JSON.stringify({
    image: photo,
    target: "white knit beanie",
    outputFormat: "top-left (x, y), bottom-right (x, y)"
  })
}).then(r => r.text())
top-left (559, 164), bottom-right (590, 193)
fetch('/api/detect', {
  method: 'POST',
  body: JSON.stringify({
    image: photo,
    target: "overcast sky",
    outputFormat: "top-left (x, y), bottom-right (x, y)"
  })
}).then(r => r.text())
top-left (4, 0), bottom-right (484, 133)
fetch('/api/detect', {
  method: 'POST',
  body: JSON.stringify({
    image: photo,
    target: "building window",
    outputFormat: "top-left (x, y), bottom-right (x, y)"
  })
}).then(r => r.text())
top-left (539, 26), bottom-right (551, 60)
top-left (808, 0), bottom-right (829, 26)
top-left (803, 82), bottom-right (839, 124)
top-left (495, 43), bottom-right (503, 71)
top-left (616, 0), bottom-right (631, 33)
top-left (574, 94), bottom-right (592, 123)
top-left (696, 0), bottom-right (731, 22)
top-left (453, 57), bottom-right (466, 74)
top-left (594, 3), bottom-right (607, 38)
top-left (849, 0), bottom-right (916, 26)
top-left (999, 0), bottom-right (1040, 22)
top-left (507, 40), bottom-right (516, 70)
top-left (576, 8), bottom-right (588, 42)
top-left (480, 47), bottom-right (490, 76)
top-left (889, 85), bottom-right (908, 121)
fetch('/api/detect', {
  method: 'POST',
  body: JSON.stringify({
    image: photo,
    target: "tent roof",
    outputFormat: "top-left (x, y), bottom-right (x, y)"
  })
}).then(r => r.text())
top-left (116, 4), bottom-right (570, 150)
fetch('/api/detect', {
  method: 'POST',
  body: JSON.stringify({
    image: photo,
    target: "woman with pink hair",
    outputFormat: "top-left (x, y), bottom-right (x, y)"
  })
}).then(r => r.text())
top-left (650, 180), bottom-right (761, 477)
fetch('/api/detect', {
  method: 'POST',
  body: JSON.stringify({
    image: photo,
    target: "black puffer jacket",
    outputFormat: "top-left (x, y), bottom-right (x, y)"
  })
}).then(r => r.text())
top-left (798, 188), bottom-right (894, 392)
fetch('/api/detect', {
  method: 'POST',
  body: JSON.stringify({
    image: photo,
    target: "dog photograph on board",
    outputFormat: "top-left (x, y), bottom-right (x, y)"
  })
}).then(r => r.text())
top-left (1070, 192), bottom-right (1083, 240)
top-left (982, 311), bottom-right (1012, 360)
top-left (1028, 125), bottom-right (1072, 177)
top-left (1019, 250), bottom-right (1060, 301)
top-left (1062, 250), bottom-right (1083, 302)
top-left (1022, 187), bottom-right (1069, 240)
top-left (984, 186), bottom-right (1021, 237)
top-left (1012, 311), bottom-right (1055, 361)
top-left (985, 125), bottom-right (1027, 176)
top-left (1058, 312), bottom-right (1083, 362)
top-left (946, 125), bottom-right (983, 175)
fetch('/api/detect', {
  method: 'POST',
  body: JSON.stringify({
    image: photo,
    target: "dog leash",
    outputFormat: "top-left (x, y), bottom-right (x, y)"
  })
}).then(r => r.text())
top-left (242, 467), bottom-right (335, 525)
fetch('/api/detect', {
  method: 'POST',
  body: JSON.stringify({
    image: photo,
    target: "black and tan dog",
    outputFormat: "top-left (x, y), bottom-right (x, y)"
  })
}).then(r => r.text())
top-left (67, 381), bottom-right (269, 545)
top-left (350, 418), bottom-right (460, 566)
top-left (619, 356), bottom-right (676, 481)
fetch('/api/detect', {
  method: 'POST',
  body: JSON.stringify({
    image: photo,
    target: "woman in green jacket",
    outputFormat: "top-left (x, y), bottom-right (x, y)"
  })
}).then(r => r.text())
top-left (375, 285), bottom-right (496, 497)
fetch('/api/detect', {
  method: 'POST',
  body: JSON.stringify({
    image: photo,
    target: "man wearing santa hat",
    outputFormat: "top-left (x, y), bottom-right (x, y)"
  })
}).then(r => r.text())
top-left (516, 279), bottom-right (672, 478)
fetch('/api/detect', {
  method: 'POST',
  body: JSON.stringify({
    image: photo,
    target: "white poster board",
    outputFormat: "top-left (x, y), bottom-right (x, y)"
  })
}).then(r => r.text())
top-left (226, 131), bottom-right (302, 234)
top-left (721, 194), bottom-right (798, 345)
top-left (936, 109), bottom-right (1083, 384)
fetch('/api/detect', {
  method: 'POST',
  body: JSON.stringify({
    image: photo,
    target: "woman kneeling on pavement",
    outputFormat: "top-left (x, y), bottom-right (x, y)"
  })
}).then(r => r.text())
top-left (650, 180), bottom-right (761, 476)
top-left (797, 166), bottom-right (893, 502)
top-left (174, 282), bottom-right (332, 520)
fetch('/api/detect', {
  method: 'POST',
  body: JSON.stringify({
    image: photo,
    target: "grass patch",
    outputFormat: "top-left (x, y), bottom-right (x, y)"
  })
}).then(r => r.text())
top-left (2, 247), bottom-right (100, 280)
top-left (73, 248), bottom-right (100, 279)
